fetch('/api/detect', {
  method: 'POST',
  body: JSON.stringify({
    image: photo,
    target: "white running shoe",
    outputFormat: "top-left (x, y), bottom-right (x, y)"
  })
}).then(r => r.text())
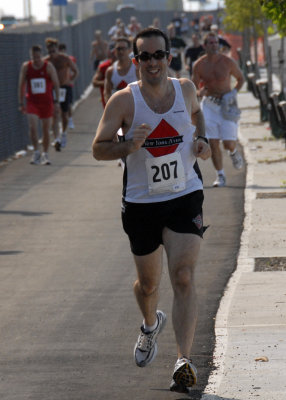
top-left (61, 133), bottom-right (67, 148)
top-left (134, 310), bottom-right (166, 367)
top-left (213, 174), bottom-right (226, 187)
top-left (30, 150), bottom-right (41, 165)
top-left (170, 357), bottom-right (197, 393)
top-left (41, 152), bottom-right (51, 165)
top-left (68, 118), bottom-right (75, 129)
top-left (230, 149), bottom-right (243, 169)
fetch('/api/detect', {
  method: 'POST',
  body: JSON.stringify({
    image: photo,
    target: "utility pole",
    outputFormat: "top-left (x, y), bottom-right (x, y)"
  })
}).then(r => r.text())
top-left (24, 0), bottom-right (32, 24)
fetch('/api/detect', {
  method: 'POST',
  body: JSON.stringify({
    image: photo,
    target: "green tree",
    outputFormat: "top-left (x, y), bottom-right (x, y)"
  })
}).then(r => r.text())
top-left (223, 0), bottom-right (265, 72)
top-left (260, 0), bottom-right (286, 35)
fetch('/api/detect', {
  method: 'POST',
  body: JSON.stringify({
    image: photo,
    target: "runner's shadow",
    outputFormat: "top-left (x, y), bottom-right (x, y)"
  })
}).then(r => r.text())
top-left (201, 395), bottom-right (238, 400)
top-left (150, 387), bottom-right (202, 399)
top-left (0, 210), bottom-right (52, 217)
top-left (0, 251), bottom-right (23, 256)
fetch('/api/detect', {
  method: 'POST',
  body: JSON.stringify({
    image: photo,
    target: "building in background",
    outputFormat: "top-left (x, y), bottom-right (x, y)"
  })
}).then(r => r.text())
top-left (66, 0), bottom-right (170, 20)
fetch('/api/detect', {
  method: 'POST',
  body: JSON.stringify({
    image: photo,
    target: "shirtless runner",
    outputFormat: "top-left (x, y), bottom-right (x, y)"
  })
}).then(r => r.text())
top-left (90, 30), bottom-right (108, 72)
top-left (192, 31), bottom-right (244, 187)
top-left (45, 37), bottom-right (79, 151)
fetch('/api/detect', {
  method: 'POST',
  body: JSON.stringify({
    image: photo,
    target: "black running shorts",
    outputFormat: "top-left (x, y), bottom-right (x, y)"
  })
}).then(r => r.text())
top-left (60, 85), bottom-right (73, 113)
top-left (121, 190), bottom-right (205, 256)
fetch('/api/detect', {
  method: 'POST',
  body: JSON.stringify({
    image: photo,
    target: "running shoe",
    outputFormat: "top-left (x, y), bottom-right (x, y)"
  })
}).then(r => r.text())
top-left (213, 174), bottom-right (226, 187)
top-left (134, 310), bottom-right (166, 368)
top-left (41, 152), bottom-right (51, 165)
top-left (54, 139), bottom-right (61, 152)
top-left (61, 133), bottom-right (67, 148)
top-left (170, 357), bottom-right (197, 393)
top-left (30, 150), bottom-right (41, 165)
top-left (68, 118), bottom-right (75, 129)
top-left (230, 149), bottom-right (243, 169)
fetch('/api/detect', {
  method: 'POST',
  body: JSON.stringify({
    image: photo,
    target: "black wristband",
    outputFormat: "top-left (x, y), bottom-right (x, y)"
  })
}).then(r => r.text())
top-left (195, 135), bottom-right (209, 144)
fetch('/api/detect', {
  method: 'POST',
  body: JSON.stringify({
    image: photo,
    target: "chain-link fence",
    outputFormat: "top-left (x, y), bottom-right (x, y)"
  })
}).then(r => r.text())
top-left (0, 9), bottom-right (218, 162)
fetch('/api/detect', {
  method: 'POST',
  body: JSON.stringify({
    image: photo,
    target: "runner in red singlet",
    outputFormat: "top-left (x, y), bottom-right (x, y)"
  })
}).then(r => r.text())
top-left (18, 44), bottom-right (60, 165)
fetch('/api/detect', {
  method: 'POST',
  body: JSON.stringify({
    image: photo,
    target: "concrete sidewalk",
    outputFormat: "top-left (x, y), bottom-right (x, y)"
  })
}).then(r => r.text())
top-left (202, 86), bottom-right (286, 399)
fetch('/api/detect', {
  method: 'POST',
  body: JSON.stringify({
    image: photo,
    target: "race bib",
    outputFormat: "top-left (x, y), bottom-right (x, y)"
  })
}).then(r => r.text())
top-left (59, 88), bottom-right (67, 102)
top-left (31, 78), bottom-right (46, 94)
top-left (146, 152), bottom-right (186, 195)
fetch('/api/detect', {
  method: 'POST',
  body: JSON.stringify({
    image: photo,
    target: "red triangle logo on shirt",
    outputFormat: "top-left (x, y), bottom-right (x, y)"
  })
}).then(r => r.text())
top-left (117, 80), bottom-right (128, 90)
top-left (143, 119), bottom-right (183, 157)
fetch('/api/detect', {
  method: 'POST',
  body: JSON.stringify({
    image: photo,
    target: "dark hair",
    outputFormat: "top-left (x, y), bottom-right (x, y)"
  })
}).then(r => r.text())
top-left (115, 37), bottom-right (131, 48)
top-left (58, 43), bottom-right (66, 51)
top-left (31, 45), bottom-right (42, 53)
top-left (133, 27), bottom-right (170, 57)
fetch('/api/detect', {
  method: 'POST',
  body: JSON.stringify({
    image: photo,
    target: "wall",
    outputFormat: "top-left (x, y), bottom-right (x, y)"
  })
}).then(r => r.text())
top-left (0, 9), bottom-right (219, 161)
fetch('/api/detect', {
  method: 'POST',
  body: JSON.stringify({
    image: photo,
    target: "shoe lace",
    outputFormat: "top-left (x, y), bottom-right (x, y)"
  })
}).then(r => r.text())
top-left (137, 329), bottom-right (157, 351)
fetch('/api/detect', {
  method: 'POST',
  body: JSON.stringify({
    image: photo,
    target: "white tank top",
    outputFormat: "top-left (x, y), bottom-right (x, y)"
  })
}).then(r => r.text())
top-left (122, 78), bottom-right (203, 203)
top-left (111, 60), bottom-right (137, 91)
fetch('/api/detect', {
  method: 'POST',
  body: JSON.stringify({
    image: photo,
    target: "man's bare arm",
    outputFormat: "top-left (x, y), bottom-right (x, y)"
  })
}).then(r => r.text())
top-left (92, 68), bottom-right (104, 88)
top-left (230, 59), bottom-right (244, 92)
top-left (181, 78), bottom-right (211, 160)
top-left (92, 90), bottom-right (150, 160)
top-left (47, 62), bottom-right (60, 101)
top-left (69, 59), bottom-right (79, 82)
top-left (103, 67), bottom-right (113, 104)
top-left (18, 62), bottom-right (27, 106)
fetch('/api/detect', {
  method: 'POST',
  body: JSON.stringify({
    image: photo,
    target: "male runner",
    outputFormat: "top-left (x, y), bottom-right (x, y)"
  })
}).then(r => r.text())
top-left (104, 37), bottom-right (138, 104)
top-left (192, 31), bottom-right (244, 187)
top-left (58, 42), bottom-right (76, 129)
top-left (90, 30), bottom-right (108, 72)
top-left (92, 27), bottom-right (211, 393)
top-left (92, 44), bottom-right (116, 109)
top-left (18, 44), bottom-right (60, 165)
top-left (45, 37), bottom-right (79, 151)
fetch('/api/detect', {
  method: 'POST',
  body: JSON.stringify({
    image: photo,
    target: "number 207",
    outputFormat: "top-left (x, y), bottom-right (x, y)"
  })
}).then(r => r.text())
top-left (151, 161), bottom-right (178, 182)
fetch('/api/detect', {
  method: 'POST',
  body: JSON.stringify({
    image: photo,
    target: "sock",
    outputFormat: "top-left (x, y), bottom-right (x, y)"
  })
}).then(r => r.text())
top-left (143, 317), bottom-right (158, 333)
top-left (217, 169), bottom-right (224, 176)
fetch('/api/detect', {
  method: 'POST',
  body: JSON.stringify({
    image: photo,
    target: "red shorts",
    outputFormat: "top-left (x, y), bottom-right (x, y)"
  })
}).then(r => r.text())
top-left (26, 100), bottom-right (54, 119)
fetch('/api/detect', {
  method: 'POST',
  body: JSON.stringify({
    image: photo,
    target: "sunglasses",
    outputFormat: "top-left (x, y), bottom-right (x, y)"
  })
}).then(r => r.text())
top-left (135, 50), bottom-right (169, 62)
top-left (115, 46), bottom-right (128, 51)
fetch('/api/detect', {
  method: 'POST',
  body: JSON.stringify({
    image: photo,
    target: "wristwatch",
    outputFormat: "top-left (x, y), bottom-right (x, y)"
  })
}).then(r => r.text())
top-left (194, 135), bottom-right (209, 144)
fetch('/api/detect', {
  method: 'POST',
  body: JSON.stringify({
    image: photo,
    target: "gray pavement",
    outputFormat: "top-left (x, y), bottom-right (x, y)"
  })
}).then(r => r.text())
top-left (202, 85), bottom-right (286, 399)
top-left (0, 79), bottom-right (285, 400)
top-left (0, 85), bottom-right (246, 400)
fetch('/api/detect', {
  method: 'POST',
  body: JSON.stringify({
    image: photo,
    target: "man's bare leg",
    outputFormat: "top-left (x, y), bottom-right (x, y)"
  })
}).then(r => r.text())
top-left (133, 247), bottom-right (163, 326)
top-left (209, 138), bottom-right (223, 171)
top-left (163, 229), bottom-right (200, 358)
top-left (133, 247), bottom-right (166, 367)
top-left (42, 117), bottom-right (52, 153)
top-left (27, 114), bottom-right (39, 150)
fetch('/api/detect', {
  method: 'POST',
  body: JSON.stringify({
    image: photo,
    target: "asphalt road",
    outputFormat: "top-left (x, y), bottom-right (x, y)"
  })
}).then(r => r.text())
top-left (0, 88), bottom-right (245, 400)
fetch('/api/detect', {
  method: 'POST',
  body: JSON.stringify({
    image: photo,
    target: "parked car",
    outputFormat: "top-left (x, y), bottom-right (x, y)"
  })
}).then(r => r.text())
top-left (0, 15), bottom-right (17, 30)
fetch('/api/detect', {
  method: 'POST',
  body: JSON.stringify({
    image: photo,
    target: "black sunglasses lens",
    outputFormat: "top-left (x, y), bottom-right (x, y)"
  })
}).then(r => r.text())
top-left (153, 51), bottom-right (166, 60)
top-left (138, 51), bottom-right (168, 62)
top-left (138, 52), bottom-right (151, 61)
